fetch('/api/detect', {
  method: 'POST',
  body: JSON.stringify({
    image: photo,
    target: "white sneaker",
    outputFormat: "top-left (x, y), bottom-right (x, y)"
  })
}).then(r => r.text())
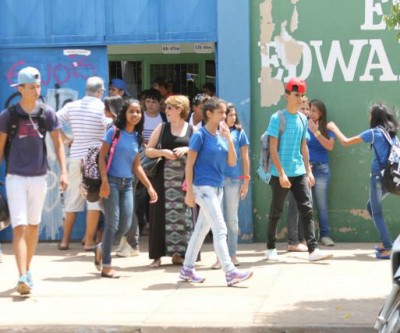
top-left (309, 248), bottom-right (333, 262)
top-left (320, 236), bottom-right (335, 246)
top-left (116, 242), bottom-right (140, 257)
top-left (115, 236), bottom-right (127, 253)
top-left (265, 248), bottom-right (279, 261)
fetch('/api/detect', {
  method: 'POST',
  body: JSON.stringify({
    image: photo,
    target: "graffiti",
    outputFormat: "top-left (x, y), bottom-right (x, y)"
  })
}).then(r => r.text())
top-left (6, 55), bottom-right (97, 87)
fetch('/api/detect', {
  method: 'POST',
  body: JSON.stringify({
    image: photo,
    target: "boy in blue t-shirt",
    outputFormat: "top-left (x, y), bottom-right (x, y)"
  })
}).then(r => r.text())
top-left (265, 78), bottom-right (332, 262)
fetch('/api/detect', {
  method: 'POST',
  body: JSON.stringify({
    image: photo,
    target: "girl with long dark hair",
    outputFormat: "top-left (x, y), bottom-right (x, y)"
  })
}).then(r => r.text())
top-left (95, 99), bottom-right (157, 277)
top-left (330, 103), bottom-right (398, 259)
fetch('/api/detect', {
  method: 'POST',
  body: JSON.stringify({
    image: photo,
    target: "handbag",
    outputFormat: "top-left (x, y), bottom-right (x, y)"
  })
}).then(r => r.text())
top-left (140, 123), bottom-right (166, 178)
top-left (0, 182), bottom-right (10, 231)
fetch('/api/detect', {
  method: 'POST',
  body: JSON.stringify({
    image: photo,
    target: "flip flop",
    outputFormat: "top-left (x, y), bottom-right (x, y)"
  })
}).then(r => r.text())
top-left (101, 270), bottom-right (119, 279)
top-left (58, 244), bottom-right (69, 251)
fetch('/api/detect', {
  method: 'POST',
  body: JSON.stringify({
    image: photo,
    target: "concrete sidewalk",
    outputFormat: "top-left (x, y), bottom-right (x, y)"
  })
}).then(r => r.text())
top-left (0, 240), bottom-right (390, 332)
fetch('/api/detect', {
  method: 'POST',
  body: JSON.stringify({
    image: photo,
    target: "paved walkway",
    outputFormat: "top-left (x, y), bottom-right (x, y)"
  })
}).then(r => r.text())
top-left (0, 240), bottom-right (390, 332)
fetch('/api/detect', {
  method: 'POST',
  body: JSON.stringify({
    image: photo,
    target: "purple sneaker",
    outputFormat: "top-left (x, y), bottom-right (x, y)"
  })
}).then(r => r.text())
top-left (179, 267), bottom-right (205, 283)
top-left (226, 269), bottom-right (253, 287)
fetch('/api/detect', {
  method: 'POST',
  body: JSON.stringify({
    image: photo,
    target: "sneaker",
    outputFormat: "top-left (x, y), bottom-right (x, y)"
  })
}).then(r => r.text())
top-left (265, 248), bottom-right (279, 261)
top-left (320, 236), bottom-right (335, 246)
top-left (309, 248), bottom-right (333, 261)
top-left (26, 270), bottom-right (34, 287)
top-left (115, 236), bottom-right (127, 253)
top-left (179, 267), bottom-right (206, 283)
top-left (226, 269), bottom-right (253, 286)
top-left (374, 245), bottom-right (385, 253)
top-left (211, 260), bottom-right (221, 270)
top-left (287, 243), bottom-right (308, 252)
top-left (376, 250), bottom-right (391, 259)
top-left (17, 275), bottom-right (31, 295)
top-left (116, 243), bottom-right (140, 257)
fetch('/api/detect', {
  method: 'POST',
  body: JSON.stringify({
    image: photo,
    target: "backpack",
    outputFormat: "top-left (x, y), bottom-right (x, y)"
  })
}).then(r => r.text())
top-left (376, 127), bottom-right (400, 195)
top-left (257, 110), bottom-right (286, 183)
top-left (5, 104), bottom-right (47, 161)
top-left (0, 181), bottom-right (10, 231)
top-left (80, 126), bottom-right (121, 202)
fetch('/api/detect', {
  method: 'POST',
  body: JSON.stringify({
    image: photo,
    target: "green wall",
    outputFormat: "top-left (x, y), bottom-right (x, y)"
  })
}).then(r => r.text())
top-left (251, 0), bottom-right (400, 242)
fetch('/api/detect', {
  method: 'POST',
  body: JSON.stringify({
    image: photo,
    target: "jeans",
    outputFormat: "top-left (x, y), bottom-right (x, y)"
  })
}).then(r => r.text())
top-left (102, 176), bottom-right (134, 267)
top-left (367, 174), bottom-right (392, 250)
top-left (311, 162), bottom-right (331, 238)
top-left (268, 175), bottom-right (318, 253)
top-left (287, 192), bottom-right (304, 245)
top-left (183, 186), bottom-right (235, 273)
top-left (222, 177), bottom-right (241, 257)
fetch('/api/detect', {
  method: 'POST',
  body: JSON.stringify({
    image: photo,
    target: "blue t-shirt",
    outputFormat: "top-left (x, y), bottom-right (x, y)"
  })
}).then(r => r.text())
top-left (359, 127), bottom-right (391, 175)
top-left (223, 128), bottom-right (249, 179)
top-left (190, 127), bottom-right (228, 187)
top-left (0, 102), bottom-right (60, 176)
top-left (266, 110), bottom-right (307, 177)
top-left (307, 129), bottom-right (335, 163)
top-left (103, 126), bottom-right (139, 178)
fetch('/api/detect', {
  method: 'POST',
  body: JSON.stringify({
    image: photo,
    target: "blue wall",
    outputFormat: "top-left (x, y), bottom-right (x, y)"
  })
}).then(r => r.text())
top-left (0, 0), bottom-right (217, 48)
top-left (0, 46), bottom-right (108, 241)
top-left (217, 1), bottom-right (253, 242)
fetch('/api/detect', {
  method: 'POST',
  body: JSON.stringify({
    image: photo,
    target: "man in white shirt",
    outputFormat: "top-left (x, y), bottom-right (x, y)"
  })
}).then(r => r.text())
top-left (57, 76), bottom-right (110, 251)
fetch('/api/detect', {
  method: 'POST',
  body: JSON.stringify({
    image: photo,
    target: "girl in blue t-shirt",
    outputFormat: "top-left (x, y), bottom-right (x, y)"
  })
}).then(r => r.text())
top-left (329, 103), bottom-right (398, 259)
top-left (211, 103), bottom-right (250, 269)
top-left (179, 99), bottom-right (253, 286)
top-left (96, 99), bottom-right (157, 278)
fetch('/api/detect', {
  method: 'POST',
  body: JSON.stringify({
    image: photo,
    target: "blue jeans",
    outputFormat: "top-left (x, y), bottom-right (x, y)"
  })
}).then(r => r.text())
top-left (102, 176), bottom-right (134, 267)
top-left (222, 177), bottom-right (241, 257)
top-left (311, 162), bottom-right (331, 238)
top-left (367, 174), bottom-right (392, 250)
top-left (183, 186), bottom-right (235, 273)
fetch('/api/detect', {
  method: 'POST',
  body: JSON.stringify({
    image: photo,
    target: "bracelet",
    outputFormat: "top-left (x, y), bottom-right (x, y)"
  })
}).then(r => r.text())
top-left (238, 175), bottom-right (251, 180)
top-left (314, 130), bottom-right (321, 138)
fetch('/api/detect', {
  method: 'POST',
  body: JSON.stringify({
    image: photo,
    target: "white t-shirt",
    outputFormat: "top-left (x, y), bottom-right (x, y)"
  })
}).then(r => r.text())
top-left (143, 112), bottom-right (163, 144)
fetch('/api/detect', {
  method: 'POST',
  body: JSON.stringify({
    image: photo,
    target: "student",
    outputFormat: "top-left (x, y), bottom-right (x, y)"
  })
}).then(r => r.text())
top-left (179, 98), bottom-right (253, 286)
top-left (329, 103), bottom-right (397, 259)
top-left (264, 78), bottom-right (332, 262)
top-left (95, 99), bottom-right (157, 277)
top-left (212, 102), bottom-right (250, 269)
top-left (109, 78), bottom-right (130, 99)
top-left (187, 93), bottom-right (209, 131)
top-left (116, 89), bottom-right (166, 257)
top-left (0, 66), bottom-right (68, 295)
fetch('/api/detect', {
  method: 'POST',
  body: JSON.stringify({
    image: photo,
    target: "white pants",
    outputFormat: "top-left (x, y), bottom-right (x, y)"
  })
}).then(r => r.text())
top-left (6, 174), bottom-right (47, 228)
top-left (64, 159), bottom-right (101, 212)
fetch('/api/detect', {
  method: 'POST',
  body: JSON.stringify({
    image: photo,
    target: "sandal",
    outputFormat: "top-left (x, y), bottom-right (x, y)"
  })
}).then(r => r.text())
top-left (101, 269), bottom-right (119, 279)
top-left (58, 243), bottom-right (69, 251)
top-left (149, 258), bottom-right (161, 268)
top-left (93, 244), bottom-right (102, 271)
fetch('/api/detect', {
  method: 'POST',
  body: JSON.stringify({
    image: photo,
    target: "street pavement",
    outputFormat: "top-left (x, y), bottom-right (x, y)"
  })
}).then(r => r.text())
top-left (0, 239), bottom-right (391, 332)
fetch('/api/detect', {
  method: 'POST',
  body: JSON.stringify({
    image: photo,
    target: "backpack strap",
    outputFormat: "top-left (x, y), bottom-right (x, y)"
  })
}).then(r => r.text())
top-left (106, 125), bottom-right (121, 172)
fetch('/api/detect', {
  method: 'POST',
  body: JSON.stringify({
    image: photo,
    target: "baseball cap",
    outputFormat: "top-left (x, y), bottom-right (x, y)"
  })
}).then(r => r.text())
top-left (285, 78), bottom-right (306, 94)
top-left (11, 66), bottom-right (41, 87)
top-left (109, 78), bottom-right (130, 96)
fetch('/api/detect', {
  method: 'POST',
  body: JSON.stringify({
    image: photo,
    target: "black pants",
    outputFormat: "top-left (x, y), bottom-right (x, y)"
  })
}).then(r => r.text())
top-left (267, 175), bottom-right (317, 253)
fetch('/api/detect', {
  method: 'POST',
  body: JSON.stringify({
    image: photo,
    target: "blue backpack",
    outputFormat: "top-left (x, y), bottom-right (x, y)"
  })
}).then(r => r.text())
top-left (257, 110), bottom-right (286, 184)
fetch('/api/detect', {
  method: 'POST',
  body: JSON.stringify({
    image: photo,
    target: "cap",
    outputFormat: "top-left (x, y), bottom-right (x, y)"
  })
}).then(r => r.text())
top-left (285, 78), bottom-right (306, 94)
top-left (11, 66), bottom-right (41, 87)
top-left (110, 78), bottom-right (130, 96)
